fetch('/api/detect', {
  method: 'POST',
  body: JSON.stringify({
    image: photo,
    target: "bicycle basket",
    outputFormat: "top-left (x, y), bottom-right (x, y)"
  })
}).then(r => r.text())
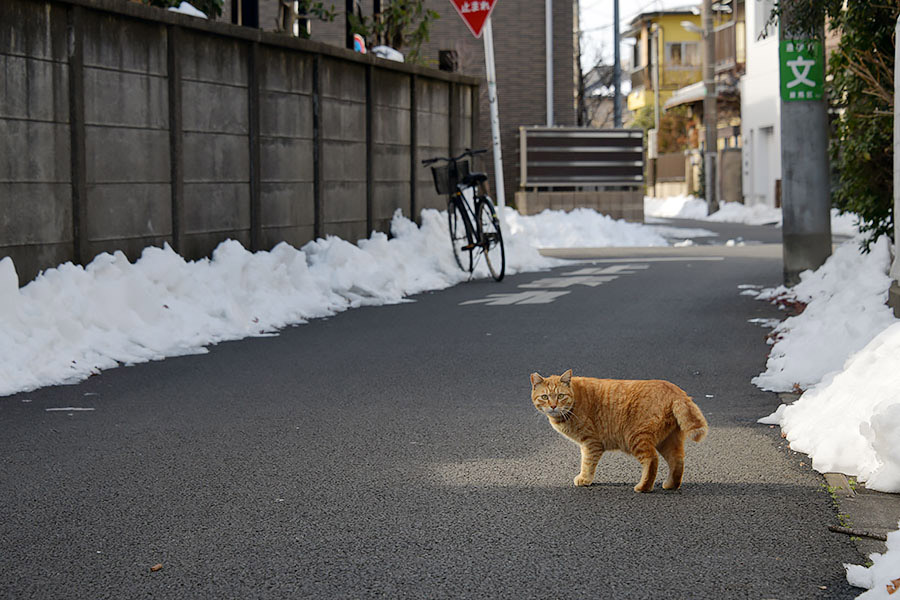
top-left (430, 160), bottom-right (470, 195)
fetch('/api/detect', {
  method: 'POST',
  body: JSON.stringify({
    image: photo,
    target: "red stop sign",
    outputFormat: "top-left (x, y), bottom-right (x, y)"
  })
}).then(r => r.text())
top-left (449, 0), bottom-right (498, 39)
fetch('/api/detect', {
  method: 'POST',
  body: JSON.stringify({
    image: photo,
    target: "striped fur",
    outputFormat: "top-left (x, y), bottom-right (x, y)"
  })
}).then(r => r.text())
top-left (530, 369), bottom-right (708, 492)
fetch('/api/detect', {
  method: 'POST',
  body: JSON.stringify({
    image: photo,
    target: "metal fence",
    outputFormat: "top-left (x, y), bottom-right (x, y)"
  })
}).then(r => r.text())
top-left (518, 127), bottom-right (644, 189)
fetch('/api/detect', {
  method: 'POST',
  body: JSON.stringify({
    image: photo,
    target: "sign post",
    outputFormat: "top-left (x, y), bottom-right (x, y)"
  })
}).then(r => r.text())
top-left (449, 0), bottom-right (505, 208)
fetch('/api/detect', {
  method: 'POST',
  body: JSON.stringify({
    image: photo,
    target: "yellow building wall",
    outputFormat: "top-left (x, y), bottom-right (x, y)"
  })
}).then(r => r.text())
top-left (626, 13), bottom-right (703, 111)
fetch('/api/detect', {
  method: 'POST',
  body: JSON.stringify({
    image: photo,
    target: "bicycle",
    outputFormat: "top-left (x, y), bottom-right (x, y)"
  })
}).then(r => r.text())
top-left (422, 148), bottom-right (506, 282)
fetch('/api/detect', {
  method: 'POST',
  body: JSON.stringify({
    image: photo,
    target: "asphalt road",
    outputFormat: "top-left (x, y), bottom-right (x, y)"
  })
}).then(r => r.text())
top-left (0, 220), bottom-right (863, 599)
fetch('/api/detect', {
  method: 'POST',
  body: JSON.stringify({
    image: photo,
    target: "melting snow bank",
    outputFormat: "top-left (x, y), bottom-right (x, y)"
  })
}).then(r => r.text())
top-left (751, 236), bottom-right (899, 492)
top-left (758, 321), bottom-right (900, 491)
top-left (644, 194), bottom-right (860, 235)
top-left (753, 236), bottom-right (896, 392)
top-left (0, 207), bottom-right (667, 397)
top-left (846, 520), bottom-right (900, 598)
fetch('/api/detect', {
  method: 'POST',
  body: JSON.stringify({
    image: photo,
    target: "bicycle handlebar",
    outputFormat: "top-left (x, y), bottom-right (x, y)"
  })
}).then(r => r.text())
top-left (421, 148), bottom-right (487, 166)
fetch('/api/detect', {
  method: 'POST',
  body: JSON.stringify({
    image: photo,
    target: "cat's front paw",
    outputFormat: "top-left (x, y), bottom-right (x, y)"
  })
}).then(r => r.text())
top-left (573, 475), bottom-right (593, 487)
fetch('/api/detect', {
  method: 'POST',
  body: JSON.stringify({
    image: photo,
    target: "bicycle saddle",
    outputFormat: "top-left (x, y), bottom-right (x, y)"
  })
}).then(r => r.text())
top-left (461, 171), bottom-right (488, 186)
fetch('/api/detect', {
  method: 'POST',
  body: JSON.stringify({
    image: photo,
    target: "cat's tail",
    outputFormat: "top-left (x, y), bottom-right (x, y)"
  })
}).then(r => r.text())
top-left (674, 396), bottom-right (708, 442)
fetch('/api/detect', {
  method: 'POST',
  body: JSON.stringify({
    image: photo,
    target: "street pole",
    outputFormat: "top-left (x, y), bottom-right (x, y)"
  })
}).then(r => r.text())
top-left (546, 0), bottom-right (554, 126)
top-left (779, 1), bottom-right (831, 285)
top-left (483, 17), bottom-right (506, 208)
top-left (890, 15), bottom-right (900, 315)
top-left (702, 0), bottom-right (718, 214)
top-left (652, 26), bottom-right (660, 134)
top-left (613, 0), bottom-right (622, 127)
top-left (345, 0), bottom-right (354, 50)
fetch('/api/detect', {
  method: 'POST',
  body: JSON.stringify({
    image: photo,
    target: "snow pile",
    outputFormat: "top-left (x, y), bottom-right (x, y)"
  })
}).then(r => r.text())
top-left (645, 195), bottom-right (859, 235)
top-left (846, 520), bottom-right (900, 598)
top-left (707, 202), bottom-right (781, 225)
top-left (644, 195), bottom-right (709, 219)
top-left (759, 321), bottom-right (900, 490)
top-left (752, 236), bottom-right (895, 392)
top-left (0, 207), bottom-right (667, 397)
top-left (505, 207), bottom-right (668, 248)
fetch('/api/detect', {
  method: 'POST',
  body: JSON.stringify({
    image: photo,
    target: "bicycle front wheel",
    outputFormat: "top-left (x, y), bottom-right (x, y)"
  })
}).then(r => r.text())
top-left (477, 197), bottom-right (505, 281)
top-left (448, 198), bottom-right (472, 273)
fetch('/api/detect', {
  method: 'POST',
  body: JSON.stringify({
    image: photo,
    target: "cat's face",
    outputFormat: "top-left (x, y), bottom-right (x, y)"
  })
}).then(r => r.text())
top-left (530, 369), bottom-right (574, 418)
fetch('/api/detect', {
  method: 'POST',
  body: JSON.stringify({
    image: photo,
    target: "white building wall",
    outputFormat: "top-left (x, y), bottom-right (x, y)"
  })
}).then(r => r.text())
top-left (740, 0), bottom-right (781, 207)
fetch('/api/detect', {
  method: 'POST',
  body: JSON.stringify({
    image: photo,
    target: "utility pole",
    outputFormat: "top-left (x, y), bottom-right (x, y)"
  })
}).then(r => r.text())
top-left (778, 0), bottom-right (831, 285)
top-left (701, 0), bottom-right (718, 214)
top-left (613, 0), bottom-right (622, 127)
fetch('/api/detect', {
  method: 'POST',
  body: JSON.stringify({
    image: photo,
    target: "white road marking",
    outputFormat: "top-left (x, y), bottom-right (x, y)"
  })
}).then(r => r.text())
top-left (460, 291), bottom-right (571, 305)
top-left (519, 275), bottom-right (618, 289)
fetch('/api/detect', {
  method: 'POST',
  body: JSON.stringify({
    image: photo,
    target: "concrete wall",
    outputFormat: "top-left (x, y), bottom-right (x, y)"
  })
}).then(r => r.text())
top-left (0, 0), bottom-right (478, 284)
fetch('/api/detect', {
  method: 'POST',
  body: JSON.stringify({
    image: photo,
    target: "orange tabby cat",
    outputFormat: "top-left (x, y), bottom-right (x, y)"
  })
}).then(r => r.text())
top-left (530, 369), bottom-right (708, 492)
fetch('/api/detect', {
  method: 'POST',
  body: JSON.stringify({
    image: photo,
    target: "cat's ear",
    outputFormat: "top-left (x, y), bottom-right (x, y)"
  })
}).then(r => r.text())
top-left (530, 372), bottom-right (544, 386)
top-left (560, 369), bottom-right (573, 384)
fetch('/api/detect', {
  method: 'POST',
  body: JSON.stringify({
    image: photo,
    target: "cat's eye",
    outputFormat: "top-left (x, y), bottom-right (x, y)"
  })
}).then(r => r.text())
top-left (557, 394), bottom-right (565, 400)
top-left (541, 394), bottom-right (549, 400)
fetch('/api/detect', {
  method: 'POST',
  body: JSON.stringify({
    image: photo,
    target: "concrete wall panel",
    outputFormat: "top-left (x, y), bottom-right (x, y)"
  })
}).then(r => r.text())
top-left (260, 92), bottom-right (312, 139)
top-left (85, 126), bottom-right (170, 183)
top-left (323, 181), bottom-right (367, 224)
top-left (83, 68), bottom-right (168, 129)
top-left (0, 119), bottom-right (70, 182)
top-left (373, 145), bottom-right (410, 183)
top-left (0, 55), bottom-right (69, 122)
top-left (86, 183), bottom-right (172, 239)
top-left (259, 48), bottom-right (313, 94)
top-left (0, 183), bottom-right (72, 245)
top-left (323, 220), bottom-right (367, 243)
top-left (260, 137), bottom-right (314, 183)
top-left (82, 12), bottom-right (166, 74)
top-left (179, 31), bottom-right (247, 85)
top-left (182, 81), bottom-right (248, 134)
top-left (183, 182), bottom-right (250, 234)
top-left (260, 182), bottom-right (315, 228)
top-left (183, 132), bottom-right (249, 182)
top-left (0, 1), bottom-right (68, 61)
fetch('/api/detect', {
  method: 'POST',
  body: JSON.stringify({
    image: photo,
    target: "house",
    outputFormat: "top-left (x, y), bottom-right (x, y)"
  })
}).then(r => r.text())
top-left (740, 0), bottom-right (779, 207)
top-left (223, 0), bottom-right (581, 204)
top-left (624, 8), bottom-right (702, 118)
top-left (741, 0), bottom-right (839, 209)
top-left (629, 1), bottom-right (744, 202)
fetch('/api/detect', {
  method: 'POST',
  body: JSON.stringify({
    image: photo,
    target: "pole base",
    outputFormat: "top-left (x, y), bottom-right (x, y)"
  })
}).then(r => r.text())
top-left (889, 280), bottom-right (900, 318)
top-left (782, 231), bottom-right (832, 286)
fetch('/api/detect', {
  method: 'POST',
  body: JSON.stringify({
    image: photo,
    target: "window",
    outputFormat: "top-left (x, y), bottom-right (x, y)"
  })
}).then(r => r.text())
top-left (665, 42), bottom-right (700, 67)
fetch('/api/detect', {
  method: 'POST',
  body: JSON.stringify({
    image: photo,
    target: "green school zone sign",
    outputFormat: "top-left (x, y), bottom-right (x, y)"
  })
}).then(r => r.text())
top-left (779, 39), bottom-right (824, 101)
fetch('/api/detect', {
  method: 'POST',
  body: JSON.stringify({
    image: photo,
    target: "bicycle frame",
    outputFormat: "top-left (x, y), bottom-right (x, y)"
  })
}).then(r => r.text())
top-left (450, 186), bottom-right (485, 247)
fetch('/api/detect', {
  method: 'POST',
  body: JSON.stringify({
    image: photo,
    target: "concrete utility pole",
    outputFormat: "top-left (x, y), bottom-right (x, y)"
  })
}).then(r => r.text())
top-left (778, 1), bottom-right (831, 285)
top-left (613, 0), bottom-right (622, 127)
top-left (702, 0), bottom-right (718, 214)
